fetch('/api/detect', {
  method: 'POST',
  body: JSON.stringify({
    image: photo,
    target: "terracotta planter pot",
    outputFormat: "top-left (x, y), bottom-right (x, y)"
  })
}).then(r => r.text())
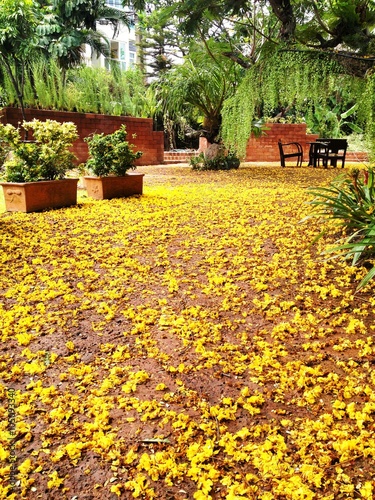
top-left (84, 173), bottom-right (144, 200)
top-left (0, 178), bottom-right (79, 213)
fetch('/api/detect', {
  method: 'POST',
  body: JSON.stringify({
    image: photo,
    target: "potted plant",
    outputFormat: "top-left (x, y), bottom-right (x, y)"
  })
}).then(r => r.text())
top-left (83, 125), bottom-right (144, 200)
top-left (0, 119), bottom-right (79, 212)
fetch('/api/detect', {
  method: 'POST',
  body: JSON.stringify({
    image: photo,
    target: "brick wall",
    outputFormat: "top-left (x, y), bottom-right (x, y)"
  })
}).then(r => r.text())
top-left (1, 108), bottom-right (164, 166)
top-left (163, 151), bottom-right (199, 163)
top-left (346, 152), bottom-right (369, 162)
top-left (246, 123), bottom-right (319, 162)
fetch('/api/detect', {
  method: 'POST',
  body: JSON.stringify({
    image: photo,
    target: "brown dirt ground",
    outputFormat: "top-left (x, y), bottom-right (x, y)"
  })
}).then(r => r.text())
top-left (1, 163), bottom-right (375, 499)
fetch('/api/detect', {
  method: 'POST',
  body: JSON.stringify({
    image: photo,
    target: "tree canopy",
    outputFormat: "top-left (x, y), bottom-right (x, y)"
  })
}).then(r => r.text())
top-left (152, 0), bottom-right (375, 77)
top-left (132, 0), bottom-right (374, 153)
top-left (1, 0), bottom-right (375, 153)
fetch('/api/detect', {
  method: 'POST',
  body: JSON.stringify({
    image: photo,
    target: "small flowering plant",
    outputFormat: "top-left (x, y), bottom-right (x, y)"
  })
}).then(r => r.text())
top-left (84, 125), bottom-right (143, 177)
top-left (0, 119), bottom-right (78, 182)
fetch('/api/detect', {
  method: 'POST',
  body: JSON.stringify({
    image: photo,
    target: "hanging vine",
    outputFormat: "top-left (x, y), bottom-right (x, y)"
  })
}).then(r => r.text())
top-left (221, 49), bottom-right (371, 158)
top-left (362, 71), bottom-right (375, 160)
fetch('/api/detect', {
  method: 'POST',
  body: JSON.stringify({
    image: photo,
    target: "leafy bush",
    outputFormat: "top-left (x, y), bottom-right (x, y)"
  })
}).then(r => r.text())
top-left (307, 167), bottom-right (375, 290)
top-left (0, 138), bottom-right (10, 178)
top-left (0, 120), bottom-right (78, 182)
top-left (190, 151), bottom-right (240, 171)
top-left (84, 125), bottom-right (143, 177)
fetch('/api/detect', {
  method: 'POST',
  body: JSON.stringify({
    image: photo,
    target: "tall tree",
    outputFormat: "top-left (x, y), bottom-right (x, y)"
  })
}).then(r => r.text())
top-left (136, 5), bottom-right (189, 80)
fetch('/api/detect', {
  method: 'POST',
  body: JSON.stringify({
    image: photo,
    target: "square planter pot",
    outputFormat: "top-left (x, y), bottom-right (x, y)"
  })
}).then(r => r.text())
top-left (84, 173), bottom-right (144, 200)
top-left (0, 178), bottom-right (79, 213)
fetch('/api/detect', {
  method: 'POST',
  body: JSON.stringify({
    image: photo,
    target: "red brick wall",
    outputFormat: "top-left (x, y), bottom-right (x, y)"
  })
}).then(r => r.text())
top-left (164, 152), bottom-right (198, 163)
top-left (346, 152), bottom-right (369, 162)
top-left (246, 123), bottom-right (319, 162)
top-left (1, 108), bottom-right (164, 166)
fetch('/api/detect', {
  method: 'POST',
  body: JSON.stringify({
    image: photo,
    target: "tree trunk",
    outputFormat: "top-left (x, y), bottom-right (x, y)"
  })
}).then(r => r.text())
top-left (268, 0), bottom-right (296, 40)
top-left (203, 115), bottom-right (221, 144)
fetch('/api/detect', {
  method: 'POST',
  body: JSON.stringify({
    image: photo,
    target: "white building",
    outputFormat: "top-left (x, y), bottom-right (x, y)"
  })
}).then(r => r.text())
top-left (85, 1), bottom-right (137, 71)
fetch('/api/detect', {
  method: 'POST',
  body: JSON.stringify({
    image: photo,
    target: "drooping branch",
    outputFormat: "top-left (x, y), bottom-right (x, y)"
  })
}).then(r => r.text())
top-left (311, 1), bottom-right (335, 36)
top-left (221, 52), bottom-right (252, 68)
top-left (197, 27), bottom-right (220, 65)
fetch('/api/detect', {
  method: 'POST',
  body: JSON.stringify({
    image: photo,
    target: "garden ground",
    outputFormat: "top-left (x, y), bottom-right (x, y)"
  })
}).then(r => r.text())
top-left (1, 163), bottom-right (375, 499)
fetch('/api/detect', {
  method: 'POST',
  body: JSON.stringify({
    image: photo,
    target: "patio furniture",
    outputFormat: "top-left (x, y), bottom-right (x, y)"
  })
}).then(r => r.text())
top-left (310, 138), bottom-right (348, 168)
top-left (307, 141), bottom-right (329, 167)
top-left (278, 140), bottom-right (303, 167)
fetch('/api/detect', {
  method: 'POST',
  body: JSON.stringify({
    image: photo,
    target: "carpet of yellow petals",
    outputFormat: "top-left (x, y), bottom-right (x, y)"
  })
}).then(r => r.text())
top-left (1, 164), bottom-right (375, 500)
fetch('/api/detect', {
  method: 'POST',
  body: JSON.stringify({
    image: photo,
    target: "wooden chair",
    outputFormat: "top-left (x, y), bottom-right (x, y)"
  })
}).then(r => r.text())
top-left (314, 138), bottom-right (348, 168)
top-left (278, 140), bottom-right (303, 167)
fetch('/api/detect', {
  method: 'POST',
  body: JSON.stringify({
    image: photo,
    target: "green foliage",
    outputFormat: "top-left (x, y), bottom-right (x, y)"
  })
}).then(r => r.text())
top-left (85, 125), bottom-right (143, 177)
top-left (307, 167), bottom-right (375, 290)
top-left (66, 66), bottom-right (150, 117)
top-left (0, 138), bottom-right (10, 177)
top-left (37, 0), bottom-right (132, 70)
top-left (31, 58), bottom-right (66, 110)
top-left (136, 7), bottom-right (180, 79)
top-left (190, 151), bottom-right (240, 171)
top-left (152, 40), bottom-right (242, 144)
top-left (361, 71), bottom-right (375, 162)
top-left (305, 85), bottom-right (365, 138)
top-left (346, 133), bottom-right (369, 153)
top-left (0, 119), bottom-right (78, 182)
top-left (221, 50), bottom-right (364, 156)
top-left (167, 0), bottom-right (375, 65)
top-left (0, 0), bottom-right (41, 118)
top-left (1, 61), bottom-right (151, 117)
top-left (0, 0), bottom-right (139, 119)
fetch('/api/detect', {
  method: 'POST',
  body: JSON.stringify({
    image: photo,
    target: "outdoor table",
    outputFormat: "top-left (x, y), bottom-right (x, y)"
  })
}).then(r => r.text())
top-left (307, 141), bottom-right (329, 167)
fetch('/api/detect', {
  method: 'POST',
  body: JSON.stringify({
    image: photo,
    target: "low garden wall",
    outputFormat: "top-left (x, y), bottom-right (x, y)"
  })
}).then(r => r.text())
top-left (198, 124), bottom-right (368, 163)
top-left (245, 123), bottom-right (318, 162)
top-left (164, 151), bottom-right (199, 163)
top-left (1, 107), bottom-right (164, 166)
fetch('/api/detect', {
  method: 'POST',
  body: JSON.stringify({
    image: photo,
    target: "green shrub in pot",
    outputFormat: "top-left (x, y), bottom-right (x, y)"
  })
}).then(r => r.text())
top-left (84, 125), bottom-right (143, 177)
top-left (0, 119), bottom-right (78, 182)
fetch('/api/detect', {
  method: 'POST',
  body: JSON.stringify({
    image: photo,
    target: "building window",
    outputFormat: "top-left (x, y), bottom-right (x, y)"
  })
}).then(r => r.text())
top-left (106, 0), bottom-right (124, 9)
top-left (129, 41), bottom-right (136, 52)
top-left (119, 42), bottom-right (126, 61)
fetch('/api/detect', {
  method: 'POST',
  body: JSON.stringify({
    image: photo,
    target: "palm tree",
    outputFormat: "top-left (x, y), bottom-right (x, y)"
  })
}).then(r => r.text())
top-left (154, 41), bottom-right (241, 144)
